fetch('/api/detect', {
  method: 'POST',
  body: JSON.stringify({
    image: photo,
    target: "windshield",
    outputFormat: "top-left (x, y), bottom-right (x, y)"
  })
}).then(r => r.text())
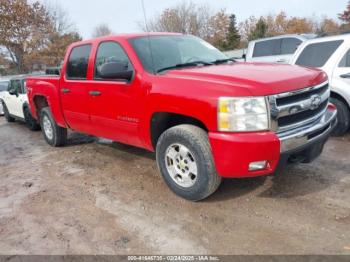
top-left (0, 81), bottom-right (9, 92)
top-left (130, 35), bottom-right (227, 74)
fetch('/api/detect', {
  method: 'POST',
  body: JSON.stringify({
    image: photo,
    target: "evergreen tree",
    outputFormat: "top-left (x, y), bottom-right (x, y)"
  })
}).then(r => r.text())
top-left (224, 14), bottom-right (241, 50)
top-left (248, 18), bottom-right (268, 41)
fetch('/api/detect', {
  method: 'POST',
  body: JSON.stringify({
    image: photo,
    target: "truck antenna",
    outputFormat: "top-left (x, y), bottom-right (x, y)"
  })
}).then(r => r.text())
top-left (141, 0), bottom-right (156, 74)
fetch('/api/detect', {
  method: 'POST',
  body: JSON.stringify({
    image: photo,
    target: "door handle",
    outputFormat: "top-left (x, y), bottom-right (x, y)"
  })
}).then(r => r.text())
top-left (340, 73), bottom-right (350, 79)
top-left (61, 88), bottom-right (70, 93)
top-left (89, 91), bottom-right (101, 96)
top-left (277, 59), bottom-right (287, 63)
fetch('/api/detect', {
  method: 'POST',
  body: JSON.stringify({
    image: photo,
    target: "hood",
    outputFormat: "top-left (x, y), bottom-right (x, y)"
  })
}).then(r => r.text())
top-left (163, 62), bottom-right (327, 96)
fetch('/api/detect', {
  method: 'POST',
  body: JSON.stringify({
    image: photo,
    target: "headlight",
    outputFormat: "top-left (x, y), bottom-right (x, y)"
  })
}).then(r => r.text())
top-left (218, 97), bottom-right (269, 132)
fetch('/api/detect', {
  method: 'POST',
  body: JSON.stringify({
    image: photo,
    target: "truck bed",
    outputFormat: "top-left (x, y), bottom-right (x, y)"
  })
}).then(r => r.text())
top-left (26, 75), bottom-right (66, 126)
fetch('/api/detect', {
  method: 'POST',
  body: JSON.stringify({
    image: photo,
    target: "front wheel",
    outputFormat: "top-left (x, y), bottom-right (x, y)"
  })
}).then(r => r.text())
top-left (2, 102), bottom-right (15, 123)
top-left (330, 97), bottom-right (350, 136)
top-left (40, 107), bottom-right (67, 147)
top-left (24, 106), bottom-right (40, 131)
top-left (156, 124), bottom-right (221, 201)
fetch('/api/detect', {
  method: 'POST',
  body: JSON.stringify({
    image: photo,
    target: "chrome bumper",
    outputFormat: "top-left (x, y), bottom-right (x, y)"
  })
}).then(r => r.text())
top-left (278, 107), bottom-right (337, 153)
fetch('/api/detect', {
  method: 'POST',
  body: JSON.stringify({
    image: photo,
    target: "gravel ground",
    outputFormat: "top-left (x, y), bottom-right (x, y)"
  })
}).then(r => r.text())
top-left (0, 117), bottom-right (350, 255)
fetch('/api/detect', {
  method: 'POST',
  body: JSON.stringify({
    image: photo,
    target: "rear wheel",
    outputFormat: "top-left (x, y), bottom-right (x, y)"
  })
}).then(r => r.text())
top-left (40, 107), bottom-right (67, 147)
top-left (330, 97), bottom-right (350, 136)
top-left (2, 102), bottom-right (15, 123)
top-left (156, 124), bottom-right (221, 201)
top-left (24, 106), bottom-right (40, 131)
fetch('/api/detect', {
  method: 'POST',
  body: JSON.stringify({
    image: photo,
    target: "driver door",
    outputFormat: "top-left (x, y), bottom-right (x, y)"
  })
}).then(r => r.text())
top-left (85, 41), bottom-right (144, 147)
top-left (6, 79), bottom-right (22, 117)
top-left (331, 48), bottom-right (350, 98)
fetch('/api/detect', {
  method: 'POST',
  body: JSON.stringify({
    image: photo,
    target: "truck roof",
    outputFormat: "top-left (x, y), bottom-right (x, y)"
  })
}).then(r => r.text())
top-left (73, 32), bottom-right (183, 47)
top-left (249, 33), bottom-right (317, 44)
top-left (299, 33), bottom-right (350, 44)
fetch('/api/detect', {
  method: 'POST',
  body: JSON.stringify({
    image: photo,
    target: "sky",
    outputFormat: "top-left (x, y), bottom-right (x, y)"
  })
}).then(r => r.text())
top-left (41, 0), bottom-right (349, 39)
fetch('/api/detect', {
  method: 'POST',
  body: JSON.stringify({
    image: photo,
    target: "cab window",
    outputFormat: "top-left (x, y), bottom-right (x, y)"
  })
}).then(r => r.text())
top-left (253, 39), bottom-right (281, 57)
top-left (22, 80), bottom-right (27, 93)
top-left (339, 49), bottom-right (350, 67)
top-left (280, 38), bottom-right (302, 55)
top-left (296, 40), bottom-right (343, 68)
top-left (94, 41), bottom-right (133, 79)
top-left (66, 44), bottom-right (92, 79)
top-left (9, 79), bottom-right (23, 94)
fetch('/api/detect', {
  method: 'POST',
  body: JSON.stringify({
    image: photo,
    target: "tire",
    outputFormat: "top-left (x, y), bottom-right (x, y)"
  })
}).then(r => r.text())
top-left (330, 97), bottom-right (350, 136)
top-left (0, 101), bottom-right (4, 116)
top-left (156, 124), bottom-right (221, 201)
top-left (40, 107), bottom-right (67, 147)
top-left (2, 101), bottom-right (15, 123)
top-left (23, 106), bottom-right (40, 131)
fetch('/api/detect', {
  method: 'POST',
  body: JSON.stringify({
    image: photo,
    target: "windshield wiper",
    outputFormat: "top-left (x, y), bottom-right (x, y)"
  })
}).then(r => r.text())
top-left (157, 61), bottom-right (213, 73)
top-left (211, 58), bottom-right (236, 65)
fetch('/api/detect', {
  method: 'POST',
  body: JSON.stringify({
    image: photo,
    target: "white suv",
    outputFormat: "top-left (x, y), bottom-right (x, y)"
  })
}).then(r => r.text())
top-left (245, 34), bottom-right (316, 64)
top-left (291, 34), bottom-right (350, 136)
top-left (0, 79), bottom-right (10, 115)
top-left (0, 76), bottom-right (40, 131)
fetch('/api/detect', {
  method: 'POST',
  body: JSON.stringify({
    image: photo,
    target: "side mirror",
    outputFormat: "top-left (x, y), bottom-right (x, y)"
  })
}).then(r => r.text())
top-left (9, 89), bottom-right (18, 96)
top-left (99, 62), bottom-right (133, 81)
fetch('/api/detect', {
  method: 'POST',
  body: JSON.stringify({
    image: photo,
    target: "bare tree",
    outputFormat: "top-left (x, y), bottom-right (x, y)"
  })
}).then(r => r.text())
top-left (0, 0), bottom-right (52, 73)
top-left (141, 2), bottom-right (213, 38)
top-left (44, 0), bottom-right (75, 34)
top-left (0, 0), bottom-right (81, 74)
top-left (316, 17), bottom-right (341, 36)
top-left (139, 1), bottom-right (236, 49)
top-left (92, 23), bottom-right (113, 37)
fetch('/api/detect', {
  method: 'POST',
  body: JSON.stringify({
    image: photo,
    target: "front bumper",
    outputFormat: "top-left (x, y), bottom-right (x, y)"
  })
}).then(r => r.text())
top-left (209, 104), bottom-right (337, 178)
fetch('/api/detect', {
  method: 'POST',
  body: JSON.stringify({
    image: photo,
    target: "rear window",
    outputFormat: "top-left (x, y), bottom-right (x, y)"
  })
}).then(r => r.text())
top-left (253, 39), bottom-right (281, 57)
top-left (66, 44), bottom-right (92, 79)
top-left (295, 40), bottom-right (343, 68)
top-left (281, 38), bottom-right (302, 55)
top-left (0, 81), bottom-right (8, 92)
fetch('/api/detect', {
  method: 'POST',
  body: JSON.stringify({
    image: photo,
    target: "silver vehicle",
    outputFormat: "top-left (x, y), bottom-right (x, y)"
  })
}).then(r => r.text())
top-left (0, 80), bottom-right (10, 115)
top-left (245, 34), bottom-right (317, 64)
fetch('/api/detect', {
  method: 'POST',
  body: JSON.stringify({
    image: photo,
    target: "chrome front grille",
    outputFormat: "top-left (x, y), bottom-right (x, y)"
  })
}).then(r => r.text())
top-left (268, 81), bottom-right (330, 133)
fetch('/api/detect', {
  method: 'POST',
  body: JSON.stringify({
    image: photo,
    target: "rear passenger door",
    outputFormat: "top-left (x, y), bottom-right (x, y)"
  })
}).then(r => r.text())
top-left (60, 44), bottom-right (92, 133)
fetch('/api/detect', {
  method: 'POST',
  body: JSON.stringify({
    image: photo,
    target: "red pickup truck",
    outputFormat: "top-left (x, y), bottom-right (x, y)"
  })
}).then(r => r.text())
top-left (26, 33), bottom-right (337, 201)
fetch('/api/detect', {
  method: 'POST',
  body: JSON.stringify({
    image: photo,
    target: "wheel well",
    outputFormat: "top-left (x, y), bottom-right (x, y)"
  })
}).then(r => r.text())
top-left (150, 112), bottom-right (208, 149)
top-left (33, 96), bottom-right (49, 116)
top-left (331, 91), bottom-right (350, 111)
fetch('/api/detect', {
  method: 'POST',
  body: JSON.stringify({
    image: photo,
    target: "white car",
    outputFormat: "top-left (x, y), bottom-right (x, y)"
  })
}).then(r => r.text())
top-left (291, 34), bottom-right (350, 136)
top-left (245, 34), bottom-right (316, 64)
top-left (1, 76), bottom-right (40, 131)
top-left (0, 79), bottom-right (10, 115)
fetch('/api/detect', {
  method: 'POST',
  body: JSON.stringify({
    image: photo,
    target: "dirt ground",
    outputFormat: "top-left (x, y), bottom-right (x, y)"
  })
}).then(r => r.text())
top-left (0, 117), bottom-right (350, 255)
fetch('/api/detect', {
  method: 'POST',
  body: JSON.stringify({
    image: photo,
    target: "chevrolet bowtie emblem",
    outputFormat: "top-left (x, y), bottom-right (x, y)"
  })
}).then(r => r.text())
top-left (310, 94), bottom-right (322, 110)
